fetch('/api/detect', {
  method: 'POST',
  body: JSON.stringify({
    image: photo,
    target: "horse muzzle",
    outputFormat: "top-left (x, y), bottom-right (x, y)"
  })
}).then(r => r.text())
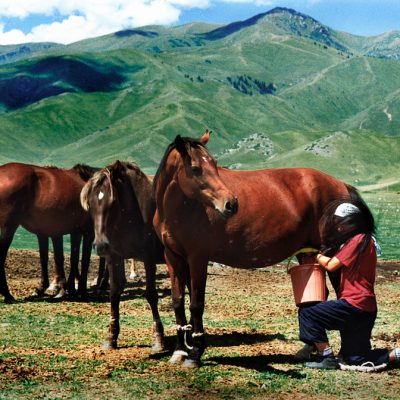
top-left (218, 197), bottom-right (238, 218)
top-left (95, 240), bottom-right (111, 257)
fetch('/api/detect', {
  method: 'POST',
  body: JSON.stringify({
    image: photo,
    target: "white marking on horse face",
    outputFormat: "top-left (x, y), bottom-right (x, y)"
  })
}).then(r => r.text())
top-left (98, 191), bottom-right (105, 200)
top-left (202, 156), bottom-right (209, 163)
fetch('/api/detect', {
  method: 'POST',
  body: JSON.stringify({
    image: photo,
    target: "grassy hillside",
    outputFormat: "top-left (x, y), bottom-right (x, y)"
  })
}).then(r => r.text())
top-left (0, 7), bottom-right (399, 190)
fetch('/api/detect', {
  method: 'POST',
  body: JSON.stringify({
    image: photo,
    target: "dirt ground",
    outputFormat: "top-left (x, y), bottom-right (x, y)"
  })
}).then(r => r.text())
top-left (3, 249), bottom-right (400, 348)
top-left (4, 249), bottom-right (400, 308)
top-left (1, 249), bottom-right (400, 399)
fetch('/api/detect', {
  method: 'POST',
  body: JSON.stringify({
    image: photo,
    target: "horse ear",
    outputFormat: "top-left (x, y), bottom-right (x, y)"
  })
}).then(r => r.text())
top-left (174, 135), bottom-right (193, 167)
top-left (111, 160), bottom-right (126, 180)
top-left (200, 130), bottom-right (211, 145)
top-left (174, 135), bottom-right (186, 154)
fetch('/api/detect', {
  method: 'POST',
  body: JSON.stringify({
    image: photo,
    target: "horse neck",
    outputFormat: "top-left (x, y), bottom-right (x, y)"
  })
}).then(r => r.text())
top-left (115, 179), bottom-right (135, 213)
top-left (154, 151), bottom-right (187, 217)
top-left (127, 168), bottom-right (156, 219)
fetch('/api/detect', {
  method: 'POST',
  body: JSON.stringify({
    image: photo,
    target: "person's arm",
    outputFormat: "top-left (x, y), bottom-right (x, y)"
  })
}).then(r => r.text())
top-left (316, 253), bottom-right (343, 272)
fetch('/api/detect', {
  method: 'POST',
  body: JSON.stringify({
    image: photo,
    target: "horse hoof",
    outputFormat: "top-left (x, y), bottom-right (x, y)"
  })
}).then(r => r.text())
top-left (151, 333), bottom-right (165, 353)
top-left (90, 278), bottom-right (98, 287)
top-left (4, 295), bottom-right (15, 304)
top-left (102, 340), bottom-right (117, 350)
top-left (169, 350), bottom-right (188, 365)
top-left (67, 289), bottom-right (78, 299)
top-left (182, 358), bottom-right (200, 369)
top-left (151, 340), bottom-right (165, 353)
top-left (47, 283), bottom-right (58, 291)
top-left (54, 289), bottom-right (66, 299)
top-left (79, 291), bottom-right (89, 300)
top-left (32, 288), bottom-right (44, 297)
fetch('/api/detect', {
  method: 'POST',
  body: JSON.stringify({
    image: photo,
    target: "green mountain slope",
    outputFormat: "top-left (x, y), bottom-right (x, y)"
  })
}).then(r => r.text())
top-left (0, 7), bottom-right (399, 190)
top-left (0, 42), bottom-right (63, 65)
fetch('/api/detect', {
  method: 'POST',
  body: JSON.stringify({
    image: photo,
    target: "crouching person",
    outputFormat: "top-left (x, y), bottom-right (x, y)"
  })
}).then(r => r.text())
top-left (297, 201), bottom-right (400, 372)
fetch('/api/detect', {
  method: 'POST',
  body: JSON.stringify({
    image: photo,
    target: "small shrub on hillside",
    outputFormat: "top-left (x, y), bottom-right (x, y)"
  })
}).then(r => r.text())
top-left (226, 75), bottom-right (276, 95)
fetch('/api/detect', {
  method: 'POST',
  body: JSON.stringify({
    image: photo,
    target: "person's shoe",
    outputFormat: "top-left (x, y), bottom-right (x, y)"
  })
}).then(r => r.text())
top-left (305, 356), bottom-right (339, 370)
top-left (339, 361), bottom-right (387, 373)
top-left (295, 344), bottom-right (316, 361)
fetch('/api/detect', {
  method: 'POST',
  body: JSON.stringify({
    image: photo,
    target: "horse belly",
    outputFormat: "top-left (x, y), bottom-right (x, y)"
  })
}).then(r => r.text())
top-left (22, 208), bottom-right (89, 236)
top-left (210, 236), bottom-right (299, 268)
top-left (209, 211), bottom-right (318, 268)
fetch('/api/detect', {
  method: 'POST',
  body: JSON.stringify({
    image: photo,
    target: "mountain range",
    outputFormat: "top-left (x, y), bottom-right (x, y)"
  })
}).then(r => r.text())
top-left (0, 7), bottom-right (399, 190)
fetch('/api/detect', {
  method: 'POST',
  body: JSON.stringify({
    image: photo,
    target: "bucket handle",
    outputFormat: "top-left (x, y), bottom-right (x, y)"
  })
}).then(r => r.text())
top-left (287, 247), bottom-right (319, 273)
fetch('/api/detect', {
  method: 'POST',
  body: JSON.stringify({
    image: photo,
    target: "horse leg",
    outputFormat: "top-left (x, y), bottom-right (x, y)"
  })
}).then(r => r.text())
top-left (182, 258), bottom-right (208, 369)
top-left (103, 255), bottom-right (125, 350)
top-left (143, 255), bottom-right (165, 353)
top-left (164, 248), bottom-right (191, 365)
top-left (67, 233), bottom-right (81, 297)
top-left (129, 259), bottom-right (137, 280)
top-left (77, 231), bottom-right (93, 299)
top-left (0, 225), bottom-right (17, 303)
top-left (34, 235), bottom-right (49, 296)
top-left (51, 235), bottom-right (67, 298)
top-left (94, 257), bottom-right (108, 291)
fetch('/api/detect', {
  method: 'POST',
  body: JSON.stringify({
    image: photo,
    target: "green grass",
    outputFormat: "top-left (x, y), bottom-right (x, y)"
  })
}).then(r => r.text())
top-left (363, 192), bottom-right (400, 260)
top-left (1, 259), bottom-right (399, 399)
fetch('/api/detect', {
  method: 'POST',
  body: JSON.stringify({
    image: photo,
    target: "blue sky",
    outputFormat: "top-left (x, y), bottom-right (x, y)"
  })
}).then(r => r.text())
top-left (0, 0), bottom-right (399, 45)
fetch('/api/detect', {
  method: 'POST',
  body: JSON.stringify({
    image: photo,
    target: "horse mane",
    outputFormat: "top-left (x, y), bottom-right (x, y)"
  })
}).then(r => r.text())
top-left (72, 164), bottom-right (99, 182)
top-left (43, 165), bottom-right (60, 170)
top-left (81, 160), bottom-right (147, 210)
top-left (153, 136), bottom-right (206, 195)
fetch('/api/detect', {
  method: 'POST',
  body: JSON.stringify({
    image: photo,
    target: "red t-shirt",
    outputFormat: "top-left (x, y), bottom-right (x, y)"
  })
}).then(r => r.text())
top-left (335, 233), bottom-right (377, 312)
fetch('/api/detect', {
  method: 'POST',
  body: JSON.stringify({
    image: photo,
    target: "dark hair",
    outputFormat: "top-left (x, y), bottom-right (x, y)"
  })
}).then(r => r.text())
top-left (319, 197), bottom-right (376, 270)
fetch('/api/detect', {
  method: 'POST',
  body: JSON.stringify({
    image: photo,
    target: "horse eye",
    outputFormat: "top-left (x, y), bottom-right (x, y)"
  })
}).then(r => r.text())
top-left (191, 166), bottom-right (202, 176)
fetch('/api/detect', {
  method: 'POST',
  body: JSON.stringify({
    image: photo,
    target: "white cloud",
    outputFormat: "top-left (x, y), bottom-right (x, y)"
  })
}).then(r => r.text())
top-left (220, 0), bottom-right (273, 5)
top-left (0, 0), bottom-right (211, 45)
top-left (0, 0), bottom-right (326, 44)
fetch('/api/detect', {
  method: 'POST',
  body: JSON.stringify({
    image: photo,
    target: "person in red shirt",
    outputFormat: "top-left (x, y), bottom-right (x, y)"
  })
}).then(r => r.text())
top-left (297, 200), bottom-right (400, 371)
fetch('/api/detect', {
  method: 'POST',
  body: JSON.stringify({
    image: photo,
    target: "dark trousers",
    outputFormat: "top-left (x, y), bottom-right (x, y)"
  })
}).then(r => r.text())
top-left (299, 299), bottom-right (389, 365)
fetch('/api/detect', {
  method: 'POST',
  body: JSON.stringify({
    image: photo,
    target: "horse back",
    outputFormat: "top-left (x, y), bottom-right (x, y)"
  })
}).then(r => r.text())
top-left (180, 167), bottom-right (349, 267)
top-left (0, 162), bottom-right (90, 235)
top-left (33, 166), bottom-right (85, 209)
top-left (0, 163), bottom-right (38, 216)
top-left (219, 167), bottom-right (348, 214)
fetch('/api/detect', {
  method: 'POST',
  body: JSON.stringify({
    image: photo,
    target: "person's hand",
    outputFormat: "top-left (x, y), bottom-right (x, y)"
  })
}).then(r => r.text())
top-left (299, 252), bottom-right (317, 264)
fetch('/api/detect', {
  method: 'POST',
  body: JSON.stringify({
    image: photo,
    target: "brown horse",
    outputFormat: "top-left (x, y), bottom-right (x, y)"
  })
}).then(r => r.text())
top-left (0, 163), bottom-right (97, 303)
top-left (153, 130), bottom-right (364, 368)
top-left (80, 160), bottom-right (165, 352)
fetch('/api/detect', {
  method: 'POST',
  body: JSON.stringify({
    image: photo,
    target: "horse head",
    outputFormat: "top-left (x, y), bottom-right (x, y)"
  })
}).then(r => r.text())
top-left (154, 130), bottom-right (238, 218)
top-left (81, 160), bottom-right (154, 257)
top-left (80, 163), bottom-right (117, 256)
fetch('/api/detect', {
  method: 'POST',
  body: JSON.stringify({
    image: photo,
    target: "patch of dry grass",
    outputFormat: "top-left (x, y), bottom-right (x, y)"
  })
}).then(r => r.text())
top-left (1, 250), bottom-right (399, 399)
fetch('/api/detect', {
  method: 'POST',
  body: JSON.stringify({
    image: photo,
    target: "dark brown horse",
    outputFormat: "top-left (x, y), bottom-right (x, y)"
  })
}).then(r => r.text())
top-left (80, 160), bottom-right (165, 352)
top-left (153, 130), bottom-right (364, 368)
top-left (0, 163), bottom-right (97, 303)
